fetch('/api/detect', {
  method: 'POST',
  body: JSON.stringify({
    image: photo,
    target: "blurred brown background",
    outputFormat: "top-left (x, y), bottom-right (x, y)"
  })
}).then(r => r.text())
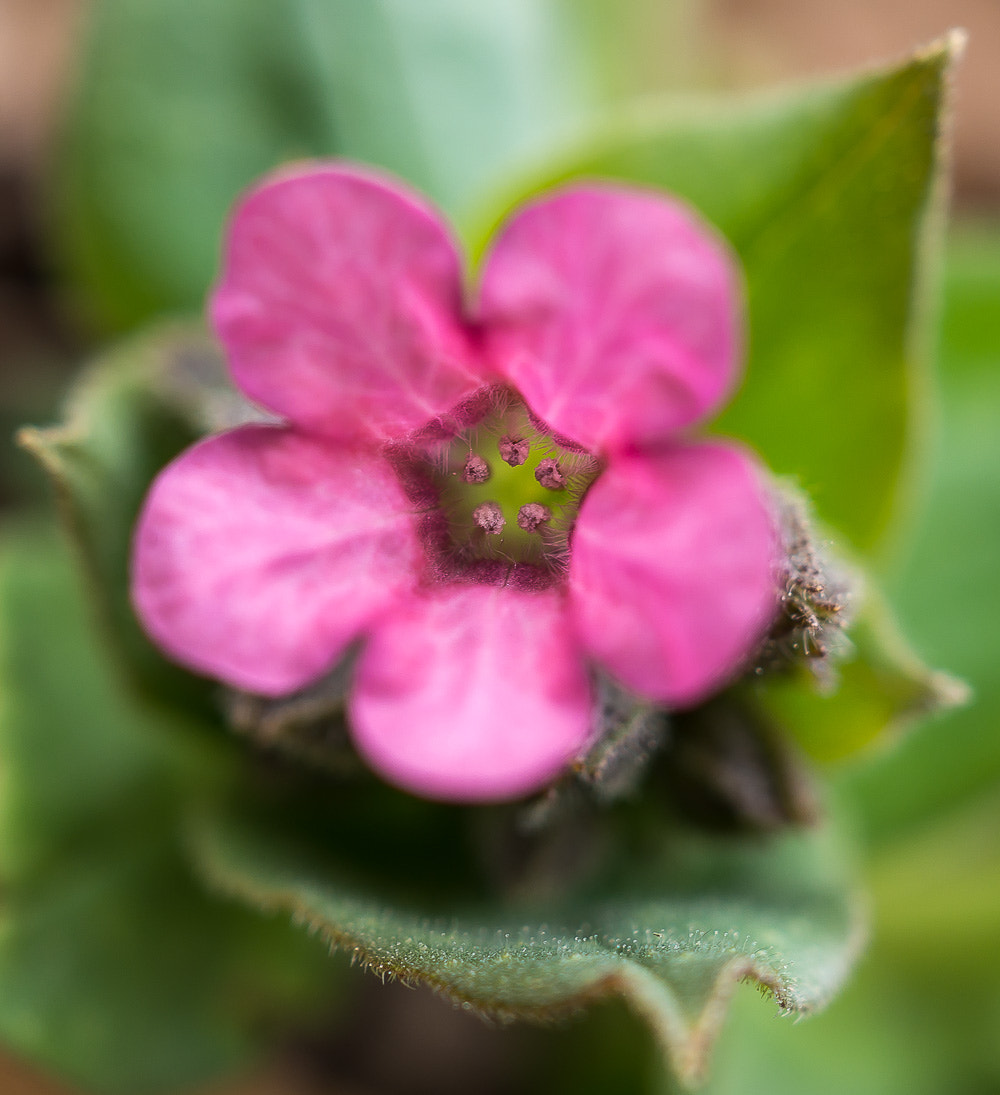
top-left (705, 0), bottom-right (999, 205)
top-left (1, 0), bottom-right (997, 215)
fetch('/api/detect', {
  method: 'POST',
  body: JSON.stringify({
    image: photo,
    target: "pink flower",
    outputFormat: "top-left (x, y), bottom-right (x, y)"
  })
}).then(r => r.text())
top-left (132, 164), bottom-right (779, 802)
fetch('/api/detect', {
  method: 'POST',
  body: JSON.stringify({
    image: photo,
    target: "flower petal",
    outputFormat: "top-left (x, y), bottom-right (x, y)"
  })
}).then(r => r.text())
top-left (479, 186), bottom-right (741, 451)
top-left (350, 585), bottom-right (592, 801)
top-left (132, 425), bottom-right (419, 695)
top-left (570, 442), bottom-right (779, 706)
top-left (211, 165), bottom-right (482, 442)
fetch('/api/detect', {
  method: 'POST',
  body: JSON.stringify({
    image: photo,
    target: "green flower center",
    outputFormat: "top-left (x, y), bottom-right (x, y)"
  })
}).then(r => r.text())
top-left (433, 396), bottom-right (601, 571)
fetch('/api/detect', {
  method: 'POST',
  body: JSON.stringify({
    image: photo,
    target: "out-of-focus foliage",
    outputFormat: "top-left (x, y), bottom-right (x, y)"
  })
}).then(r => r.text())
top-left (56, 0), bottom-right (597, 329)
top-left (702, 790), bottom-right (1000, 1095)
top-left (839, 225), bottom-right (1000, 841)
top-left (0, 525), bottom-right (174, 885)
top-left (0, 527), bottom-right (338, 1094)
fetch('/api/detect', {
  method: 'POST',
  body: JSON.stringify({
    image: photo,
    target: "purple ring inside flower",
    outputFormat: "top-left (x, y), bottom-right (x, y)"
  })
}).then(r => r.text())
top-left (388, 385), bottom-right (601, 589)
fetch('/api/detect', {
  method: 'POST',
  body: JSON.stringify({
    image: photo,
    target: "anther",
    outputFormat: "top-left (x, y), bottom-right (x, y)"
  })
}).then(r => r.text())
top-left (462, 454), bottom-right (491, 484)
top-left (473, 501), bottom-right (506, 535)
top-left (517, 503), bottom-right (552, 533)
top-left (498, 435), bottom-right (530, 467)
top-left (534, 458), bottom-right (566, 491)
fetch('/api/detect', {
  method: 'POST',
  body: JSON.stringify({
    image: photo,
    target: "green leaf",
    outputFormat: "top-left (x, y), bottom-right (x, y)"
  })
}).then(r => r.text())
top-left (746, 591), bottom-right (967, 765)
top-left (839, 223), bottom-right (1000, 840)
top-left (192, 802), bottom-right (863, 1086)
top-left (0, 523), bottom-right (336, 1094)
top-left (18, 326), bottom-right (227, 718)
top-left (57, 0), bottom-right (596, 328)
top-left (471, 36), bottom-right (959, 556)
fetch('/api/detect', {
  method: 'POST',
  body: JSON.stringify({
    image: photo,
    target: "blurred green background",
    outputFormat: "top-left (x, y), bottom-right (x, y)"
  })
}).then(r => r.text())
top-left (1, 1), bottom-right (998, 1093)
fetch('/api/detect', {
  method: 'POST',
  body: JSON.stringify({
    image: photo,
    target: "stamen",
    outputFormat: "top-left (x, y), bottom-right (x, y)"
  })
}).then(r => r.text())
top-left (517, 503), bottom-right (552, 533)
top-left (473, 501), bottom-right (506, 534)
top-left (462, 454), bottom-right (491, 484)
top-left (498, 435), bottom-right (530, 467)
top-left (534, 458), bottom-right (566, 491)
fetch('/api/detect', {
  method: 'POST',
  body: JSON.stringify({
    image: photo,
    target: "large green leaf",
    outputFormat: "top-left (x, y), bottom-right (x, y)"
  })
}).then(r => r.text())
top-left (192, 801), bottom-right (863, 1086)
top-left (0, 524), bottom-right (336, 1094)
top-left (471, 37), bottom-right (958, 556)
top-left (57, 0), bottom-right (596, 328)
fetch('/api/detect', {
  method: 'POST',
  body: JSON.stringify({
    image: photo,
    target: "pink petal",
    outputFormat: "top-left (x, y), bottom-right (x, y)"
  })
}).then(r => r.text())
top-left (211, 164), bottom-right (483, 442)
top-left (349, 585), bottom-right (592, 801)
top-left (132, 425), bottom-right (420, 695)
top-left (569, 442), bottom-right (779, 706)
top-left (479, 186), bottom-right (741, 452)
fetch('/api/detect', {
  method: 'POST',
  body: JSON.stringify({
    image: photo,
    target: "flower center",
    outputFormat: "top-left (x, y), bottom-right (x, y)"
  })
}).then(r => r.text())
top-left (390, 388), bottom-right (601, 587)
